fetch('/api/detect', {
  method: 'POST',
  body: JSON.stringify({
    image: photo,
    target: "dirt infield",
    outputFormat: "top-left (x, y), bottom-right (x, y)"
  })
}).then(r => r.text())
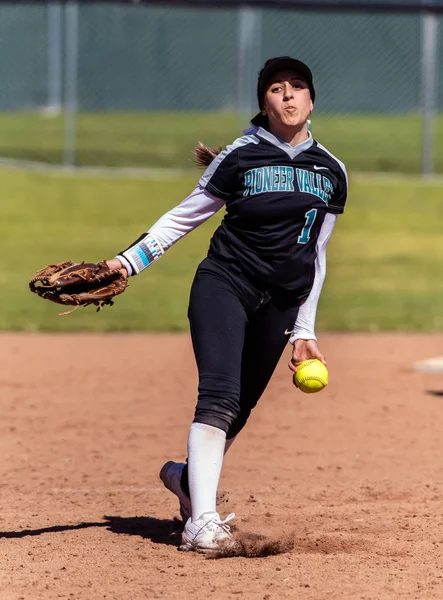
top-left (2, 332), bottom-right (443, 599)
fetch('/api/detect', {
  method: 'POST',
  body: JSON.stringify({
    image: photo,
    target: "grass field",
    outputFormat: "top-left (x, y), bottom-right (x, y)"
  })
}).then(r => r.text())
top-left (2, 167), bottom-right (443, 332)
top-left (0, 111), bottom-right (441, 174)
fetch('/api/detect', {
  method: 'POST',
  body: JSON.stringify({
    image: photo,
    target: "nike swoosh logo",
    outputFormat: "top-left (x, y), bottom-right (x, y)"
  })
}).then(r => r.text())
top-left (284, 329), bottom-right (293, 335)
top-left (313, 165), bottom-right (328, 171)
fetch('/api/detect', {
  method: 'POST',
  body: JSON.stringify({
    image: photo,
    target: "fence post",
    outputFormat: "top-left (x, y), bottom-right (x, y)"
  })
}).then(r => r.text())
top-left (64, 1), bottom-right (79, 168)
top-left (421, 10), bottom-right (438, 177)
top-left (47, 3), bottom-right (62, 114)
top-left (237, 7), bottom-right (262, 122)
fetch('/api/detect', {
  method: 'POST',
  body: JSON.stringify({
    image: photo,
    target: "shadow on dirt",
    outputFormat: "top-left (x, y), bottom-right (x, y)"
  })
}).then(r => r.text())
top-left (0, 521), bottom-right (107, 538)
top-left (0, 518), bottom-right (372, 556)
top-left (104, 515), bottom-right (182, 546)
top-left (0, 515), bottom-right (182, 547)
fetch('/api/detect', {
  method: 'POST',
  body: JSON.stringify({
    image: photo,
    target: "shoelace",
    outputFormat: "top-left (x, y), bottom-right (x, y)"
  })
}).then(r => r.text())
top-left (210, 512), bottom-right (236, 534)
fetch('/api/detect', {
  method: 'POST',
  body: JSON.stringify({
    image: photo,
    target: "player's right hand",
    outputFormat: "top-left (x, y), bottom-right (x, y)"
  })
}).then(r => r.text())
top-left (288, 339), bottom-right (326, 373)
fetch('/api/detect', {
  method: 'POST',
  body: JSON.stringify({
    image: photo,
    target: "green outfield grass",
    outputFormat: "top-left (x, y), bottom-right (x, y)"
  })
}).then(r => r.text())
top-left (1, 168), bottom-right (443, 332)
top-left (0, 111), bottom-right (442, 174)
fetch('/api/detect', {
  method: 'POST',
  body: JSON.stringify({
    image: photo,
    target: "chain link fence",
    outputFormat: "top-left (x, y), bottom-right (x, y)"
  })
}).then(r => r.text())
top-left (0, 2), bottom-right (440, 173)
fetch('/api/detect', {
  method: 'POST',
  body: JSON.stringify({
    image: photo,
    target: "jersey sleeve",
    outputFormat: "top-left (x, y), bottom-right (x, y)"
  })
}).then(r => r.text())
top-left (198, 135), bottom-right (259, 199)
top-left (198, 148), bottom-right (239, 199)
top-left (327, 162), bottom-right (348, 215)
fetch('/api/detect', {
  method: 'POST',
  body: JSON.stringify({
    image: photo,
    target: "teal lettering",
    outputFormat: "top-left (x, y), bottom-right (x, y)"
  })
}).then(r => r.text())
top-left (255, 169), bottom-right (263, 194)
top-left (244, 166), bottom-right (295, 196)
top-left (244, 170), bottom-right (252, 196)
top-left (323, 176), bottom-right (333, 201)
top-left (250, 169), bottom-right (256, 195)
top-left (296, 168), bottom-right (304, 192)
top-left (315, 173), bottom-right (323, 197)
top-left (302, 170), bottom-right (311, 193)
top-left (295, 169), bottom-right (334, 202)
top-left (309, 172), bottom-right (320, 196)
top-left (263, 167), bottom-right (271, 192)
top-left (315, 173), bottom-right (329, 203)
top-left (272, 168), bottom-right (279, 191)
top-left (280, 167), bottom-right (287, 191)
top-left (287, 167), bottom-right (294, 191)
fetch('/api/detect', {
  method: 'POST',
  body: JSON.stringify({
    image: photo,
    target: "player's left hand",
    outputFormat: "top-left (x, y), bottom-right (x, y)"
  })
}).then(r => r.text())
top-left (288, 339), bottom-right (326, 373)
top-left (29, 259), bottom-right (128, 315)
top-left (105, 258), bottom-right (129, 279)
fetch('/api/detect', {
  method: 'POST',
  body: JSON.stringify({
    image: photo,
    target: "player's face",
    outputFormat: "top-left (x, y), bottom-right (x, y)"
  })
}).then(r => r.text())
top-left (262, 70), bottom-right (313, 133)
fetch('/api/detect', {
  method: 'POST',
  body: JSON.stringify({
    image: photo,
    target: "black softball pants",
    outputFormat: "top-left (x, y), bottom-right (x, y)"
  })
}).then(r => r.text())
top-left (188, 257), bottom-right (300, 440)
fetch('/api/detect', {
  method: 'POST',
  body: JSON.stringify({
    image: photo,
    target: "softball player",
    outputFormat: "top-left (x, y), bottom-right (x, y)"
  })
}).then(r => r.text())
top-left (106, 56), bottom-right (348, 553)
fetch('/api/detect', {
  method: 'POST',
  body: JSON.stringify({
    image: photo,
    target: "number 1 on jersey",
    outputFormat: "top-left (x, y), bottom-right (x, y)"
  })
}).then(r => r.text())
top-left (298, 209), bottom-right (317, 244)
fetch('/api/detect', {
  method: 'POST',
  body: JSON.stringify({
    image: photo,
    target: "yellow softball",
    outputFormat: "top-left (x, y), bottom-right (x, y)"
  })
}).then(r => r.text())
top-left (293, 359), bottom-right (328, 394)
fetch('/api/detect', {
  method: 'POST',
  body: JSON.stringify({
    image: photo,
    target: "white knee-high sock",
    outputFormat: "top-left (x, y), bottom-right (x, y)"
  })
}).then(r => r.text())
top-left (187, 422), bottom-right (227, 521)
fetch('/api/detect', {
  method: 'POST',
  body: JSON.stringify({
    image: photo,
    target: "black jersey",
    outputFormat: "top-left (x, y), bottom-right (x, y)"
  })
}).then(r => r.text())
top-left (198, 126), bottom-right (347, 301)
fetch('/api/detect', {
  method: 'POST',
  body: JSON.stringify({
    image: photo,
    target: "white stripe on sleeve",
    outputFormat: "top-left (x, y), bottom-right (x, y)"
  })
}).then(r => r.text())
top-left (289, 212), bottom-right (337, 343)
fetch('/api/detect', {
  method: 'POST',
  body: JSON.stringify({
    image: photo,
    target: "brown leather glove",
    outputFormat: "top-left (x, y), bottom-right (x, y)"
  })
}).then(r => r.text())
top-left (29, 260), bottom-right (128, 315)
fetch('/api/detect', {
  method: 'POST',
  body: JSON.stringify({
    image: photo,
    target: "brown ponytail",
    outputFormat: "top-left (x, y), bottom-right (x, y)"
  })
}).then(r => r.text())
top-left (193, 142), bottom-right (223, 168)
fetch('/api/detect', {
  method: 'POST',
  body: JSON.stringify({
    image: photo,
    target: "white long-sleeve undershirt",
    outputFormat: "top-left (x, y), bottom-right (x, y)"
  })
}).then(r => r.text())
top-left (288, 212), bottom-right (337, 344)
top-left (150, 185), bottom-right (225, 250)
top-left (117, 185), bottom-right (224, 275)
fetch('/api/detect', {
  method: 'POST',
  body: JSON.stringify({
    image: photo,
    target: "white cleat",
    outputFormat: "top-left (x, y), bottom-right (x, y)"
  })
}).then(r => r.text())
top-left (159, 461), bottom-right (192, 523)
top-left (179, 512), bottom-right (236, 553)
